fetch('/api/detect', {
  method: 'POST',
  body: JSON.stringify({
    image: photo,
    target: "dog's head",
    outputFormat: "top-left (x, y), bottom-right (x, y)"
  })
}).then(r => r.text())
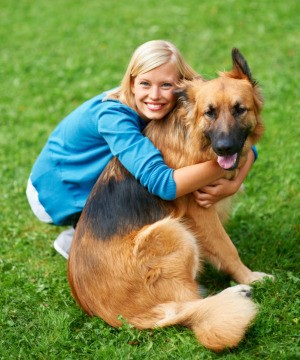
top-left (175, 48), bottom-right (264, 170)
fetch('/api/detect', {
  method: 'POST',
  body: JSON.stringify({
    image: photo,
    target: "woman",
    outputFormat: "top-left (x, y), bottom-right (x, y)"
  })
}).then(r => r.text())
top-left (26, 40), bottom-right (257, 258)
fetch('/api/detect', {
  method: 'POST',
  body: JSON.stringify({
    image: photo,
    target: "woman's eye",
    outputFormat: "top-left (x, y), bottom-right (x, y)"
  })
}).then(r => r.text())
top-left (161, 83), bottom-right (173, 89)
top-left (140, 81), bottom-right (150, 87)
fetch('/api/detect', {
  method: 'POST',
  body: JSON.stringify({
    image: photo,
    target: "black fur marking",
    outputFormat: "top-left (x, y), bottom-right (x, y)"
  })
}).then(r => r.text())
top-left (83, 165), bottom-right (170, 240)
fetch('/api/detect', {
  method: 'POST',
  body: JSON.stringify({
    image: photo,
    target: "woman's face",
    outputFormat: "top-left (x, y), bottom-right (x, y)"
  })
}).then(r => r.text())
top-left (131, 62), bottom-right (179, 121)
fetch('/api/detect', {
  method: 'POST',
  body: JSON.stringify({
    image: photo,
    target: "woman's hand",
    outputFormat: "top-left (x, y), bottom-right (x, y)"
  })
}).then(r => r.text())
top-left (194, 149), bottom-right (256, 208)
top-left (193, 178), bottom-right (241, 208)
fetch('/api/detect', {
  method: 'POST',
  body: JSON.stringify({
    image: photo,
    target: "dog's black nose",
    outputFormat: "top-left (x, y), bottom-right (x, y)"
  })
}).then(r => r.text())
top-left (215, 138), bottom-right (235, 155)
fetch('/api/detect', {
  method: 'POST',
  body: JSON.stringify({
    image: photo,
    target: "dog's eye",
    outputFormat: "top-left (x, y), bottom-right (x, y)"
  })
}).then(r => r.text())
top-left (233, 104), bottom-right (247, 116)
top-left (204, 107), bottom-right (217, 119)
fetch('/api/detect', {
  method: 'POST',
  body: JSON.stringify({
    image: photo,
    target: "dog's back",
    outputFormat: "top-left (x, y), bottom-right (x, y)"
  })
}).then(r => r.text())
top-left (68, 156), bottom-right (203, 321)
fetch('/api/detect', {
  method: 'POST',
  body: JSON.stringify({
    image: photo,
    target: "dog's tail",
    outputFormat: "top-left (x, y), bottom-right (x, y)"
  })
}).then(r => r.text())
top-left (131, 284), bottom-right (257, 352)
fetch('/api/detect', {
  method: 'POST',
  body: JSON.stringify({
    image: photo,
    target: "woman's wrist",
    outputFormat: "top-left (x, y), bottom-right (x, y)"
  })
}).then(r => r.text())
top-left (231, 176), bottom-right (243, 194)
top-left (174, 161), bottom-right (225, 198)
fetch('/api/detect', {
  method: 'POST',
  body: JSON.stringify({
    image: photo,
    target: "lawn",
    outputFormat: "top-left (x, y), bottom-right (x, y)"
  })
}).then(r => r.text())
top-left (0, 0), bottom-right (299, 359)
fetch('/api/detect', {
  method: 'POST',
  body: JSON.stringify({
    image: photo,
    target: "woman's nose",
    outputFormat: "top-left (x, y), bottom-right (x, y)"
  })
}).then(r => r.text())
top-left (149, 86), bottom-right (160, 100)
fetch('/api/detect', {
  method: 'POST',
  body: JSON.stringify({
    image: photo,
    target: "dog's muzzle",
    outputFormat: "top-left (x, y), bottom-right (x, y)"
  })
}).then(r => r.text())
top-left (212, 135), bottom-right (246, 170)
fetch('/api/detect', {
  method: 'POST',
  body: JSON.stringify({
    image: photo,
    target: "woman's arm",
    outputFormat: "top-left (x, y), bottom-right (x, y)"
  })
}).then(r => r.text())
top-left (173, 161), bottom-right (225, 198)
top-left (193, 150), bottom-right (255, 208)
top-left (99, 103), bottom-right (226, 200)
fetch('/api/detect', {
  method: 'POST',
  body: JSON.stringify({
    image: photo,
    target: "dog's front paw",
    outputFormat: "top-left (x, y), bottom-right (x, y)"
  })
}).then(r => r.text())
top-left (249, 271), bottom-right (274, 284)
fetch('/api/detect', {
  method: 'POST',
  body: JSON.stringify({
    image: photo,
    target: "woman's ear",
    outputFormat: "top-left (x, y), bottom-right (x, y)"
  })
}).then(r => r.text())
top-left (130, 78), bottom-right (135, 94)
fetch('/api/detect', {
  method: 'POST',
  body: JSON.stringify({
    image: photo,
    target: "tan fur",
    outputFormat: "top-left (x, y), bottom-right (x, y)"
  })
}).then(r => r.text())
top-left (68, 49), bottom-right (271, 351)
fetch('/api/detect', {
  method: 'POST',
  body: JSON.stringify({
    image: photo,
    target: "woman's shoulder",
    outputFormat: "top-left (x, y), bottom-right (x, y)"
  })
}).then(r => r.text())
top-left (96, 92), bottom-right (142, 121)
top-left (64, 90), bottom-right (144, 130)
top-left (83, 90), bottom-right (132, 113)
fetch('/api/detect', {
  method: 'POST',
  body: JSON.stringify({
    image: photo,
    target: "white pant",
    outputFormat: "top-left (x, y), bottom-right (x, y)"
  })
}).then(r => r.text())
top-left (26, 178), bottom-right (53, 223)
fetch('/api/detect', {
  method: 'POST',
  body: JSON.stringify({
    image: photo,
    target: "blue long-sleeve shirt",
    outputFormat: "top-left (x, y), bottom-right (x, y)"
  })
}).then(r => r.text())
top-left (30, 91), bottom-right (258, 226)
top-left (30, 92), bottom-right (176, 225)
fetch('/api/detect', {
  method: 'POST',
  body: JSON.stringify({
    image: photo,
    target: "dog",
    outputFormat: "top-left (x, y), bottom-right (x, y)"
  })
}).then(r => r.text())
top-left (68, 48), bottom-right (272, 351)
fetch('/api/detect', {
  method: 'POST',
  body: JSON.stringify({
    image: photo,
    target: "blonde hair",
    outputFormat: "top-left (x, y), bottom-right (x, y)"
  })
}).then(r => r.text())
top-left (106, 40), bottom-right (198, 109)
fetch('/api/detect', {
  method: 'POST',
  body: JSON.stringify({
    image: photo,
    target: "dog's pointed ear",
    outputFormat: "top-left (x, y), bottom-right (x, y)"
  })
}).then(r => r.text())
top-left (231, 48), bottom-right (257, 86)
top-left (173, 76), bottom-right (203, 105)
top-left (173, 88), bottom-right (189, 103)
top-left (173, 82), bottom-right (195, 118)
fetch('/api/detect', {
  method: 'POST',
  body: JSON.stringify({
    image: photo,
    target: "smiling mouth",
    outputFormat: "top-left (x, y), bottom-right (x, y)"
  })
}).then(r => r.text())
top-left (146, 103), bottom-right (165, 111)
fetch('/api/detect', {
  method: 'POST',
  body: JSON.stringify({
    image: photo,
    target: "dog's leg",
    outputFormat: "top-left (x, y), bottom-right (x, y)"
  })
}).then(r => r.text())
top-left (187, 203), bottom-right (273, 284)
top-left (129, 217), bottom-right (258, 351)
top-left (132, 217), bottom-right (201, 300)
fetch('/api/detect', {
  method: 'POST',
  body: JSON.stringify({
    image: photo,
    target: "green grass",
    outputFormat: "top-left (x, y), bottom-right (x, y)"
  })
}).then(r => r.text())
top-left (1, 0), bottom-right (299, 358)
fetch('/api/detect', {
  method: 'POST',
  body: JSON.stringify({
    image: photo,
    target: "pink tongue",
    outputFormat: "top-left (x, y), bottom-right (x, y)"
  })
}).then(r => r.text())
top-left (217, 153), bottom-right (238, 169)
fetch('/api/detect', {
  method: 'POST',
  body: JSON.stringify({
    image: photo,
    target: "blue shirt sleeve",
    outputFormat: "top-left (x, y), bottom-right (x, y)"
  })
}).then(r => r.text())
top-left (97, 101), bottom-right (177, 200)
top-left (251, 145), bottom-right (258, 161)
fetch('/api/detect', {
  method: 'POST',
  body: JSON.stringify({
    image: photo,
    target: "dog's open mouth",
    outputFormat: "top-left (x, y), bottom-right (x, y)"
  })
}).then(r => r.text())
top-left (217, 153), bottom-right (238, 170)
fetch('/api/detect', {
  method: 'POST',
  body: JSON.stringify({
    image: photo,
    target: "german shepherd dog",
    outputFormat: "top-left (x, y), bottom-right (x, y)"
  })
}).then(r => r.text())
top-left (68, 49), bottom-right (272, 351)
